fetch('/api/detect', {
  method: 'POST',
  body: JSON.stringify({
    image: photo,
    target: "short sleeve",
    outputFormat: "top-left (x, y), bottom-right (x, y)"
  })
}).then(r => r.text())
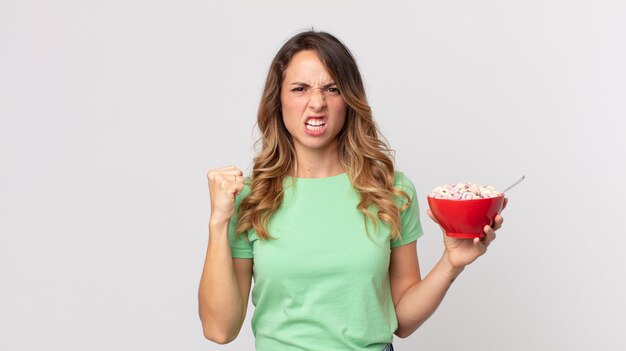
top-left (390, 172), bottom-right (424, 248)
top-left (227, 184), bottom-right (254, 258)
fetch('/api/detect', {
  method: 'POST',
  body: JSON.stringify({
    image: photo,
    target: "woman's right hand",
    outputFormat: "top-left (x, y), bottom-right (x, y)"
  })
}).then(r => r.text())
top-left (206, 166), bottom-right (245, 224)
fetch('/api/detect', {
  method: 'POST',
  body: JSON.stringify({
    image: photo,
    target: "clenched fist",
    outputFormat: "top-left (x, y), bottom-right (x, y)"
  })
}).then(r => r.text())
top-left (206, 166), bottom-right (245, 225)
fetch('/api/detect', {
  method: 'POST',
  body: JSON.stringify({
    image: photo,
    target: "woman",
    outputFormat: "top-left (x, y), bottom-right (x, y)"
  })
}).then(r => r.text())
top-left (199, 31), bottom-right (504, 351)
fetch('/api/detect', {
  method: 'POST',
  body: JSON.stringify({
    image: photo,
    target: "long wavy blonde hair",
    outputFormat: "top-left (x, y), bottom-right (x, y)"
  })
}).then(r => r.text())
top-left (236, 31), bottom-right (410, 240)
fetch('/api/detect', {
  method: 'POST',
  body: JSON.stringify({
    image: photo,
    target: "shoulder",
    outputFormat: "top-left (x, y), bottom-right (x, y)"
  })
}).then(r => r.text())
top-left (393, 171), bottom-right (417, 195)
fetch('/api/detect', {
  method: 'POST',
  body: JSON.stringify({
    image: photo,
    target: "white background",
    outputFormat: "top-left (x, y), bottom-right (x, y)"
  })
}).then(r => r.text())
top-left (1, 1), bottom-right (624, 350)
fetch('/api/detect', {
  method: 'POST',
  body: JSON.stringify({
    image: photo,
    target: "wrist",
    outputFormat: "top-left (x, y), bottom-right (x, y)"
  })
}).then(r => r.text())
top-left (209, 215), bottom-right (231, 229)
top-left (440, 253), bottom-right (465, 279)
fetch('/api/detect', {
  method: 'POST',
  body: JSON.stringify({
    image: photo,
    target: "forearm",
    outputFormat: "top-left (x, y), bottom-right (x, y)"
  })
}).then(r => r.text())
top-left (394, 254), bottom-right (464, 337)
top-left (198, 219), bottom-right (244, 343)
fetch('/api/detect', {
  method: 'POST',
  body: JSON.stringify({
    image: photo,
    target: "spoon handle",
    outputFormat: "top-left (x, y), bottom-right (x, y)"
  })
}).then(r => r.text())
top-left (502, 175), bottom-right (525, 193)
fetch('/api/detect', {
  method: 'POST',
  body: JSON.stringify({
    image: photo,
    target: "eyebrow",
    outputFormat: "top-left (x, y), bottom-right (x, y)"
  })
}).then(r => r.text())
top-left (289, 82), bottom-right (337, 88)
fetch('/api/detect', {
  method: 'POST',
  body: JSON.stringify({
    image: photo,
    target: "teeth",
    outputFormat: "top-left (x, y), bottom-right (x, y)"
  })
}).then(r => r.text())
top-left (306, 124), bottom-right (324, 131)
top-left (306, 119), bottom-right (326, 126)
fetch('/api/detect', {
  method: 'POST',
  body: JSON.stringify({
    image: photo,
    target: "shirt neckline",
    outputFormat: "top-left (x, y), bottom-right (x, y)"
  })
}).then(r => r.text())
top-left (286, 172), bottom-right (348, 182)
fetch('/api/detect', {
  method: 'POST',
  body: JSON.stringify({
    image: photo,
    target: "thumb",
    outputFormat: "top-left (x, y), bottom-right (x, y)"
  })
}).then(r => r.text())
top-left (232, 180), bottom-right (245, 197)
top-left (427, 209), bottom-right (439, 224)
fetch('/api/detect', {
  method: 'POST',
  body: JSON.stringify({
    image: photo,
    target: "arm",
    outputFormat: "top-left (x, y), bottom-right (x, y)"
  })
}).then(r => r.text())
top-left (390, 242), bottom-right (463, 338)
top-left (390, 211), bottom-right (504, 338)
top-left (198, 166), bottom-right (252, 344)
top-left (198, 219), bottom-right (253, 344)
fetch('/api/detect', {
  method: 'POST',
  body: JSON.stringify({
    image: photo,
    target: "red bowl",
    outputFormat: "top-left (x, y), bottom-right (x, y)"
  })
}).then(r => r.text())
top-left (427, 195), bottom-right (506, 238)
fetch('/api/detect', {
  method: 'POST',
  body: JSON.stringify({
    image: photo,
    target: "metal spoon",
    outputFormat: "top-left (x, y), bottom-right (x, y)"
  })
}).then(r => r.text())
top-left (502, 175), bottom-right (525, 193)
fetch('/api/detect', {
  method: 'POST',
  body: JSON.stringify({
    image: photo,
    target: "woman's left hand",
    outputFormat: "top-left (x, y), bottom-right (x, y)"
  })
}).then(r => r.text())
top-left (427, 198), bottom-right (507, 269)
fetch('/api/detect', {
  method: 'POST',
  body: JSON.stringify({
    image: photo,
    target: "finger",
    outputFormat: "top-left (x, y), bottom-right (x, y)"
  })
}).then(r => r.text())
top-left (493, 215), bottom-right (504, 230)
top-left (475, 237), bottom-right (489, 253)
top-left (233, 180), bottom-right (245, 196)
top-left (216, 165), bottom-right (238, 171)
top-left (228, 181), bottom-right (243, 195)
top-left (481, 225), bottom-right (489, 241)
top-left (479, 232), bottom-right (487, 243)
top-left (206, 166), bottom-right (236, 177)
top-left (475, 235), bottom-right (492, 247)
top-left (206, 167), bottom-right (243, 181)
top-left (482, 225), bottom-right (496, 244)
top-left (217, 168), bottom-right (244, 176)
top-left (219, 176), bottom-right (241, 193)
top-left (219, 177), bottom-right (231, 190)
top-left (213, 172), bottom-right (243, 185)
top-left (427, 209), bottom-right (439, 224)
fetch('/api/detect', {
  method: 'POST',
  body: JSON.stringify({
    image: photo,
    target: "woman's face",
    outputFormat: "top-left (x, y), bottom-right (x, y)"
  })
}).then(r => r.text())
top-left (280, 50), bottom-right (347, 157)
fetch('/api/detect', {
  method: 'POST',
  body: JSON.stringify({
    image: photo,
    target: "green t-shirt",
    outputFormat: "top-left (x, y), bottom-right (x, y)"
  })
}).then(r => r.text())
top-left (228, 171), bottom-right (423, 350)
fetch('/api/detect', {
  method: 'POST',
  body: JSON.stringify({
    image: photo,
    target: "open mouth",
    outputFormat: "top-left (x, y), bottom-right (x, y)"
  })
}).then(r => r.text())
top-left (305, 117), bottom-right (327, 130)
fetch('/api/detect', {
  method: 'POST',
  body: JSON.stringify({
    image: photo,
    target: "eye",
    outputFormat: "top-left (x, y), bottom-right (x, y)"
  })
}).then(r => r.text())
top-left (291, 87), bottom-right (306, 92)
top-left (325, 87), bottom-right (340, 95)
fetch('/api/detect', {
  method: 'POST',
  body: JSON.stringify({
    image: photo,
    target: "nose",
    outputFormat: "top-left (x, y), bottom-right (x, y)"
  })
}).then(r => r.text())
top-left (307, 88), bottom-right (327, 111)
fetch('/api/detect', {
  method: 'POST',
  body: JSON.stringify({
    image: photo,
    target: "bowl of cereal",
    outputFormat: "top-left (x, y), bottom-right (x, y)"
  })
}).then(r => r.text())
top-left (427, 183), bottom-right (505, 238)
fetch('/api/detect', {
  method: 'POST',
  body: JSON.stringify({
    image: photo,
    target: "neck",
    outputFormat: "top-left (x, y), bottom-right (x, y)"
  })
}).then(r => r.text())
top-left (292, 144), bottom-right (344, 178)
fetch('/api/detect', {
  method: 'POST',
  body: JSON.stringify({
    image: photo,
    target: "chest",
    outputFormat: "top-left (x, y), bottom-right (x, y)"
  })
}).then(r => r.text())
top-left (249, 184), bottom-right (392, 285)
